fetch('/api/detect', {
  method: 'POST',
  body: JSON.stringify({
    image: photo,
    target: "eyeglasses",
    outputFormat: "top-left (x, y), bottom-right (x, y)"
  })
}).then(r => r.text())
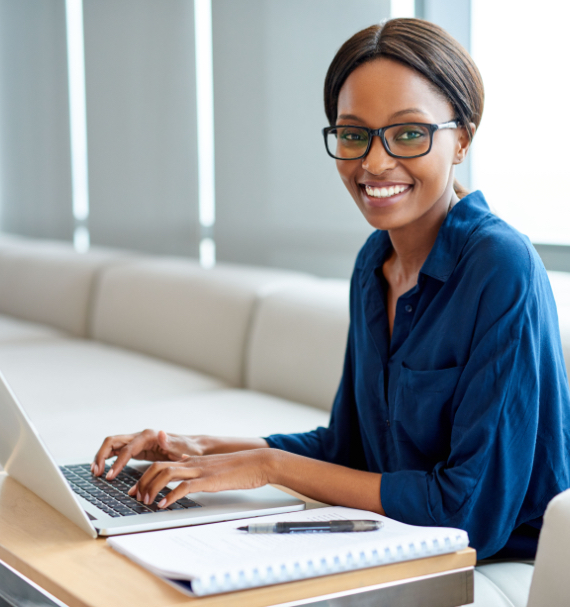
top-left (322, 121), bottom-right (459, 160)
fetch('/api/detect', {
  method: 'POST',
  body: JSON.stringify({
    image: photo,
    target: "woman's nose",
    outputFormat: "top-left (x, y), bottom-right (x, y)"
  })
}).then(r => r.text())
top-left (361, 136), bottom-right (397, 175)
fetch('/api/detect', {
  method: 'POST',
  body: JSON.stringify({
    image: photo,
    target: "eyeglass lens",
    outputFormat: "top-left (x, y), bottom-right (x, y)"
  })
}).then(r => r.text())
top-left (326, 124), bottom-right (432, 159)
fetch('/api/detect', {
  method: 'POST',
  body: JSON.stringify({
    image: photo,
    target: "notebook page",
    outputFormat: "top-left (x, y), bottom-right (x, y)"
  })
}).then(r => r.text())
top-left (107, 506), bottom-right (468, 584)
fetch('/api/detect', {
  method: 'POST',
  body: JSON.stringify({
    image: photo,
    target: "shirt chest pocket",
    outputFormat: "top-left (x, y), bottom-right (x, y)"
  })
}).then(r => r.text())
top-left (393, 364), bottom-right (464, 469)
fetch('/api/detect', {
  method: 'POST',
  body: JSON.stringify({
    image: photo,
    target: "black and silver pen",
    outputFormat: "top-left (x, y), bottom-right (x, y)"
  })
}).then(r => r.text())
top-left (237, 520), bottom-right (383, 533)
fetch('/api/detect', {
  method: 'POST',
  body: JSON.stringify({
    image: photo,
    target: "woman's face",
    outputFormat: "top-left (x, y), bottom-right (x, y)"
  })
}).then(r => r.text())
top-left (335, 58), bottom-right (471, 232)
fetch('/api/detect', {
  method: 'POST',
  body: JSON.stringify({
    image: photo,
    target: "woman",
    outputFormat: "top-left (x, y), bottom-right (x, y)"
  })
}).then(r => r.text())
top-left (93, 19), bottom-right (570, 563)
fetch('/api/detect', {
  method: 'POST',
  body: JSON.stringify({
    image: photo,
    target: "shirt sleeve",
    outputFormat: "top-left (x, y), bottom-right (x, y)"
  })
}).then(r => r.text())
top-left (265, 323), bottom-right (369, 471)
top-left (381, 249), bottom-right (570, 558)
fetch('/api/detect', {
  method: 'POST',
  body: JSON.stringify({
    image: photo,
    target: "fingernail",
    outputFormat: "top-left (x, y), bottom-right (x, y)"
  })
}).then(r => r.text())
top-left (93, 464), bottom-right (98, 475)
top-left (144, 493), bottom-right (150, 505)
top-left (128, 485), bottom-right (136, 496)
top-left (158, 498), bottom-right (166, 508)
top-left (106, 469), bottom-right (114, 480)
top-left (90, 462), bottom-right (94, 473)
top-left (137, 491), bottom-right (142, 501)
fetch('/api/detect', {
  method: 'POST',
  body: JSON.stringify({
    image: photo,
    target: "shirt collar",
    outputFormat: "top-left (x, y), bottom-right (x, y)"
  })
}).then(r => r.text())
top-left (420, 190), bottom-right (491, 282)
top-left (371, 190), bottom-right (492, 282)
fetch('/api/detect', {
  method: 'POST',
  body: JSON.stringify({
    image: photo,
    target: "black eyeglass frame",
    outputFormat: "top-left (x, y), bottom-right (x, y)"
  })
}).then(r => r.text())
top-left (322, 120), bottom-right (459, 160)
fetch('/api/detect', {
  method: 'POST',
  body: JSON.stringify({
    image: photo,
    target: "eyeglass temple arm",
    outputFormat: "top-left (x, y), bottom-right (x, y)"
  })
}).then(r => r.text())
top-left (437, 120), bottom-right (459, 130)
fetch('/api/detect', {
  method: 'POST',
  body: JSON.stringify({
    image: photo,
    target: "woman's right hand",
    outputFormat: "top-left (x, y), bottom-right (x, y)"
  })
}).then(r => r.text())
top-left (92, 429), bottom-right (203, 480)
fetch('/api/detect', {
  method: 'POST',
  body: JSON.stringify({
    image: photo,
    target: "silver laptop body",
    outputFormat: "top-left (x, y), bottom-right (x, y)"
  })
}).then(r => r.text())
top-left (0, 371), bottom-right (305, 537)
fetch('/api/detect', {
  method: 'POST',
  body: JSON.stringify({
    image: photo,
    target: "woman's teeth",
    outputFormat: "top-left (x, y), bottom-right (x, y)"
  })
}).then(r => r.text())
top-left (364, 184), bottom-right (408, 198)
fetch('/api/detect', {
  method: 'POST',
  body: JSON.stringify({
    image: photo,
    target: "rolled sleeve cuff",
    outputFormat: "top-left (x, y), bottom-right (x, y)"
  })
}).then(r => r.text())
top-left (381, 470), bottom-right (435, 527)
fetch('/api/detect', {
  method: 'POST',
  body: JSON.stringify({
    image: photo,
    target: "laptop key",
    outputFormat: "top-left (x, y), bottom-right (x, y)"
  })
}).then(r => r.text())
top-left (115, 506), bottom-right (133, 514)
top-left (178, 498), bottom-right (200, 508)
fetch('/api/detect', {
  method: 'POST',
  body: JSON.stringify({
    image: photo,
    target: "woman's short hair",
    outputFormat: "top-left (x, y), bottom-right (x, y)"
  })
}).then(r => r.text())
top-left (324, 18), bottom-right (484, 139)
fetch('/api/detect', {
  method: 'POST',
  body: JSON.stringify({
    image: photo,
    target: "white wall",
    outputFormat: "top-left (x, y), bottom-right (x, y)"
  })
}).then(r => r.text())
top-left (83, 0), bottom-right (200, 256)
top-left (212, 0), bottom-right (390, 278)
top-left (0, 0), bottom-right (73, 240)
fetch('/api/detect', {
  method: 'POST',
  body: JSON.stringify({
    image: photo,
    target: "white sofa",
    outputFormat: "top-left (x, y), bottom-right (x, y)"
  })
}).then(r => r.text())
top-left (0, 233), bottom-right (349, 462)
top-left (1, 232), bottom-right (570, 607)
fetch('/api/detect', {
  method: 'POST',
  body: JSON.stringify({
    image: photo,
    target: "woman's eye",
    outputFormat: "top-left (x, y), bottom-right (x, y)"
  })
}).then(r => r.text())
top-left (396, 129), bottom-right (424, 141)
top-left (339, 130), bottom-right (366, 142)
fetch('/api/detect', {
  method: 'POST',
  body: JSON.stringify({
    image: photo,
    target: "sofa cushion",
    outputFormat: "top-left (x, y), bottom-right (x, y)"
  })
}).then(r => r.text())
top-left (547, 271), bottom-right (570, 307)
top-left (474, 562), bottom-right (534, 607)
top-left (472, 569), bottom-right (520, 607)
top-left (0, 340), bottom-right (225, 420)
top-left (90, 259), bottom-right (311, 387)
top-left (0, 244), bottom-right (132, 337)
top-left (245, 280), bottom-right (349, 411)
top-left (0, 314), bottom-right (68, 343)
top-left (23, 388), bottom-right (331, 462)
top-left (0, 232), bottom-right (27, 249)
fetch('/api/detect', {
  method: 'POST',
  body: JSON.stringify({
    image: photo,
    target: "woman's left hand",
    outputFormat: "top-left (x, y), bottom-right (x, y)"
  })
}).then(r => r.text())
top-left (127, 449), bottom-right (274, 508)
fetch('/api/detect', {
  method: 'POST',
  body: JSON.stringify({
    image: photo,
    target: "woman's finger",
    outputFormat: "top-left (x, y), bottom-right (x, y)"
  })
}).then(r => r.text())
top-left (157, 481), bottom-right (196, 509)
top-left (136, 459), bottom-right (199, 504)
top-left (106, 430), bottom-right (158, 480)
top-left (92, 434), bottom-right (135, 476)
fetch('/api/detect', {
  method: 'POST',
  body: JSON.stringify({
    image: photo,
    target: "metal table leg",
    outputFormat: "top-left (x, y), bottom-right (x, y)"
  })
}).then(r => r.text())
top-left (0, 559), bottom-right (69, 607)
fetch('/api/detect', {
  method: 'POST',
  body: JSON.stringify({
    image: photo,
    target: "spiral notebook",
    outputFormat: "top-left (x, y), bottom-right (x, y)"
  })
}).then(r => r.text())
top-left (107, 506), bottom-right (469, 596)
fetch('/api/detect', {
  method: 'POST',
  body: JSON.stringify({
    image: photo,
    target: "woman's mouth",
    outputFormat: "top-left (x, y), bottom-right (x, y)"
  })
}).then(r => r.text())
top-left (360, 183), bottom-right (412, 207)
top-left (364, 184), bottom-right (410, 199)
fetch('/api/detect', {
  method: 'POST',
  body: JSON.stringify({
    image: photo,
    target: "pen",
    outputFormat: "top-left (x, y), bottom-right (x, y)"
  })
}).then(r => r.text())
top-left (237, 520), bottom-right (383, 533)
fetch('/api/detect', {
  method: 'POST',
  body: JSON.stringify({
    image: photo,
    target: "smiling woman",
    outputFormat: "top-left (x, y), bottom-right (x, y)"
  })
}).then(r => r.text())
top-left (92, 19), bottom-right (570, 600)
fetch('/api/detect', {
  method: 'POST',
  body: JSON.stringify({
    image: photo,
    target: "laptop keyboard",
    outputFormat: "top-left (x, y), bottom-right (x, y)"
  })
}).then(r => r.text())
top-left (60, 463), bottom-right (201, 518)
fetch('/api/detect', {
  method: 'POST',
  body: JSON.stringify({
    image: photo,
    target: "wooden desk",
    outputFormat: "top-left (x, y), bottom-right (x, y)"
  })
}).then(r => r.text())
top-left (0, 473), bottom-right (476, 607)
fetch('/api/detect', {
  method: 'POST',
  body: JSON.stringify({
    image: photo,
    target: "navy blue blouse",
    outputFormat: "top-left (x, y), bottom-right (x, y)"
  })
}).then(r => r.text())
top-left (266, 191), bottom-right (570, 559)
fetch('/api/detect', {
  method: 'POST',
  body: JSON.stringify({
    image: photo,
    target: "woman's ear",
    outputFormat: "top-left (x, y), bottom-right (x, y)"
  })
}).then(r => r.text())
top-left (453, 122), bottom-right (476, 165)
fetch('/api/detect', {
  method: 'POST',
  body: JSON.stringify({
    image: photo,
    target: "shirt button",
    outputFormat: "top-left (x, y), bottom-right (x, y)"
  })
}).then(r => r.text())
top-left (386, 420), bottom-right (390, 426)
top-left (405, 304), bottom-right (413, 313)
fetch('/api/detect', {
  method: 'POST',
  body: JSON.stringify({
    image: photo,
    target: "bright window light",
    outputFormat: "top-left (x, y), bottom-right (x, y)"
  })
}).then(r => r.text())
top-left (391, 0), bottom-right (415, 18)
top-left (194, 0), bottom-right (215, 230)
top-left (74, 225), bottom-right (90, 253)
top-left (200, 237), bottom-right (216, 269)
top-left (65, 0), bottom-right (90, 251)
top-left (471, 0), bottom-right (570, 244)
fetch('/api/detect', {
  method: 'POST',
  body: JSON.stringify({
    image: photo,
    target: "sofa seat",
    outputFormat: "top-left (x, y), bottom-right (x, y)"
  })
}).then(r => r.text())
top-left (0, 314), bottom-right (67, 343)
top-left (0, 338), bottom-right (330, 462)
top-left (0, 339), bottom-right (226, 417)
top-left (473, 562), bottom-right (534, 607)
top-left (19, 388), bottom-right (331, 462)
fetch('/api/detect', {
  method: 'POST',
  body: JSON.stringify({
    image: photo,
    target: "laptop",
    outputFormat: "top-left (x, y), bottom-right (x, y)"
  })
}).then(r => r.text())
top-left (0, 371), bottom-right (305, 537)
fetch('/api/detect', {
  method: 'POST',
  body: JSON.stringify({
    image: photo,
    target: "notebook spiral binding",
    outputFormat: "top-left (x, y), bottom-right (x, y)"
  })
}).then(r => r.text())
top-left (192, 531), bottom-right (469, 596)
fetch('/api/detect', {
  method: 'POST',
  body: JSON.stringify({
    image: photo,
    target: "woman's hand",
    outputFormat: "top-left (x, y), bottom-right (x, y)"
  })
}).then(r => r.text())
top-left (92, 429), bottom-right (204, 480)
top-left (127, 449), bottom-right (273, 508)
